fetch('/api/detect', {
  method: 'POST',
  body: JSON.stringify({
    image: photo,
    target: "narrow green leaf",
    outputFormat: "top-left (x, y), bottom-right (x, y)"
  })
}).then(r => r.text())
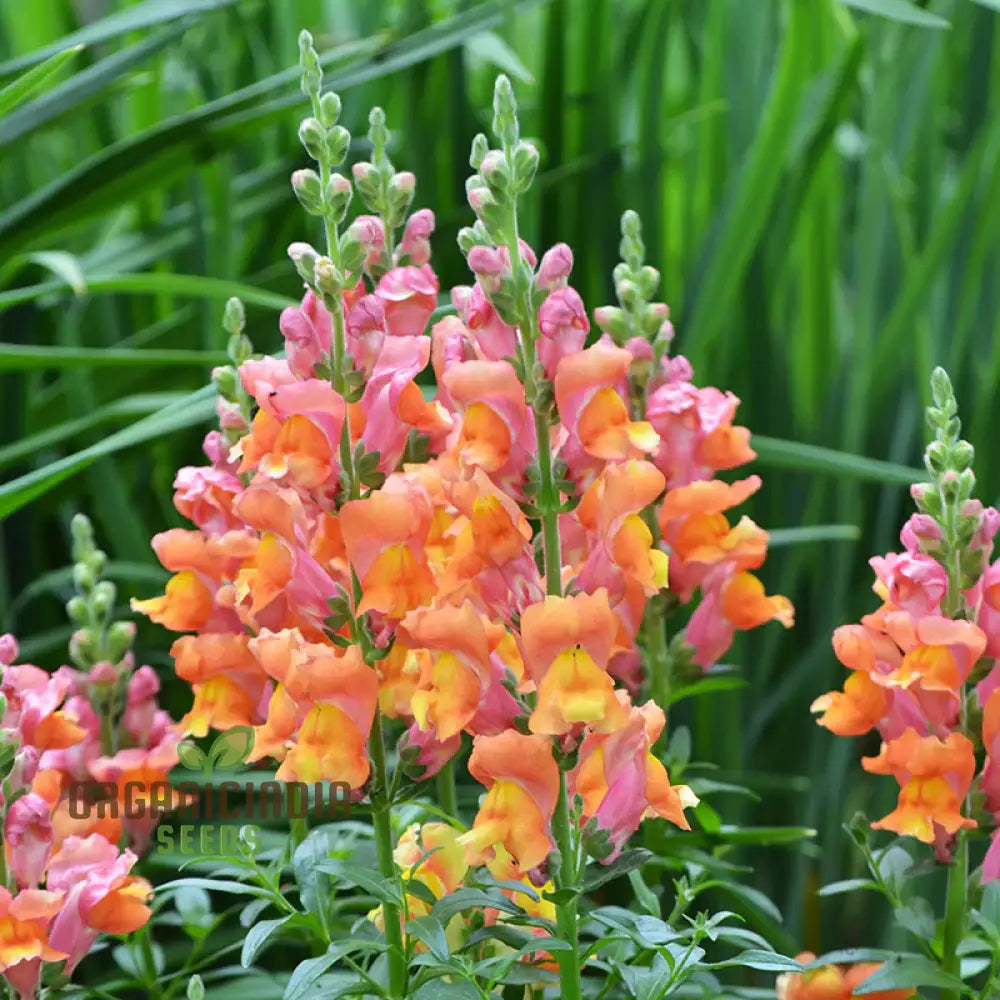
top-left (711, 950), bottom-right (805, 973)
top-left (0, 0), bottom-right (245, 76)
top-left (156, 877), bottom-right (272, 899)
top-left (0, 386), bottom-right (216, 519)
top-left (405, 916), bottom-right (451, 962)
top-left (313, 859), bottom-right (402, 905)
top-left (0, 272), bottom-right (295, 313)
top-left (241, 916), bottom-right (292, 968)
top-left (817, 878), bottom-right (880, 897)
top-left (582, 849), bottom-right (654, 893)
top-left (0, 22), bottom-right (189, 149)
top-left (0, 46), bottom-right (82, 118)
top-left (464, 30), bottom-right (535, 82)
top-left (837, 0), bottom-right (950, 28)
top-left (17, 251), bottom-right (87, 294)
top-left (767, 525), bottom-right (861, 547)
top-left (715, 825), bottom-right (817, 845)
top-left (753, 436), bottom-right (922, 484)
top-left (0, 344), bottom-right (226, 371)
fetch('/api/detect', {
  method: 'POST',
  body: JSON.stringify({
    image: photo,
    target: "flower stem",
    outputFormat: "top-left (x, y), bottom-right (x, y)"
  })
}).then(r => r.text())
top-left (552, 770), bottom-right (582, 1000)
top-left (941, 832), bottom-right (968, 1000)
top-left (643, 592), bottom-right (671, 719)
top-left (436, 758), bottom-right (458, 820)
top-left (369, 709), bottom-right (408, 999)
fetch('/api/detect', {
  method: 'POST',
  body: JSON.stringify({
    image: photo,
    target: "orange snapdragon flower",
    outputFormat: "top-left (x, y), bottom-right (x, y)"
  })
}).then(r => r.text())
top-left (862, 728), bottom-right (976, 842)
top-left (776, 952), bottom-right (914, 1000)
top-left (460, 731), bottom-right (559, 873)
top-left (519, 589), bottom-right (628, 735)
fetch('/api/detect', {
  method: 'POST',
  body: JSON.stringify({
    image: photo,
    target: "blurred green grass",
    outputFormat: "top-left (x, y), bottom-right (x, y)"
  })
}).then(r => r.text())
top-left (2, 0), bottom-right (998, 957)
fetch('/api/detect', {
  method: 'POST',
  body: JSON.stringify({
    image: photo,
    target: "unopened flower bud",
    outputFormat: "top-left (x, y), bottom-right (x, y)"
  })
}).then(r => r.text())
top-left (594, 305), bottom-right (629, 341)
top-left (71, 513), bottom-right (94, 551)
top-left (298, 117), bottom-right (327, 161)
top-left (324, 173), bottom-right (352, 222)
top-left (187, 975), bottom-right (205, 1000)
top-left (90, 581), bottom-right (115, 619)
top-left (211, 366), bottom-right (240, 403)
top-left (491, 74), bottom-right (519, 147)
top-left (69, 628), bottom-right (99, 667)
top-left (479, 149), bottom-right (509, 190)
top-left (288, 242), bottom-right (319, 284)
top-left (9, 746), bottom-right (39, 790)
top-left (227, 332), bottom-right (253, 367)
top-left (637, 265), bottom-right (660, 298)
top-left (65, 596), bottom-right (88, 627)
top-left (925, 441), bottom-right (948, 475)
top-left (952, 440), bottom-right (974, 472)
top-left (537, 243), bottom-right (573, 290)
top-left (0, 634), bottom-right (17, 666)
top-left (513, 141), bottom-right (539, 191)
top-left (326, 124), bottom-right (351, 165)
top-left (298, 30), bottom-right (321, 97)
top-left (222, 296), bottom-right (245, 337)
top-left (319, 91), bottom-right (342, 128)
top-left (313, 257), bottom-right (340, 297)
top-left (467, 185), bottom-right (497, 215)
top-left (400, 209), bottom-right (435, 266)
top-left (469, 132), bottom-right (489, 170)
top-left (107, 621), bottom-right (136, 663)
top-left (291, 169), bottom-right (324, 216)
top-left (72, 562), bottom-right (95, 593)
top-left (392, 171), bottom-right (415, 196)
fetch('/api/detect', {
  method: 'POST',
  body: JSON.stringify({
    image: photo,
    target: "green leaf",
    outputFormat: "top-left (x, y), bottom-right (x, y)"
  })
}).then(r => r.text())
top-left (805, 949), bottom-right (897, 968)
top-left (210, 726), bottom-right (255, 770)
top-left (0, 385), bottom-right (216, 519)
top-left (0, 46), bottom-right (82, 118)
top-left (405, 916), bottom-right (452, 962)
top-left (314, 858), bottom-right (402, 905)
top-left (582, 849), bottom-right (654, 893)
top-left (464, 31), bottom-right (534, 83)
top-left (714, 825), bottom-right (817, 845)
top-left (969, 0), bottom-right (1000, 9)
top-left (710, 950), bottom-right (805, 973)
top-left (0, 343), bottom-right (227, 371)
top-left (851, 954), bottom-right (963, 994)
top-left (766, 525), bottom-right (861, 547)
top-left (156, 877), bottom-right (272, 899)
top-left (283, 950), bottom-right (341, 1000)
top-left (818, 878), bottom-right (880, 897)
top-left (293, 831), bottom-right (334, 923)
top-left (14, 251), bottom-right (87, 294)
top-left (837, 0), bottom-right (951, 28)
top-left (431, 888), bottom-right (524, 925)
top-left (0, 272), bottom-right (295, 313)
top-left (0, 22), bottom-right (190, 149)
top-left (627, 868), bottom-right (661, 918)
top-left (0, 0), bottom-right (245, 75)
top-left (752, 436), bottom-right (922, 485)
top-left (242, 916), bottom-right (292, 968)
top-left (893, 899), bottom-right (936, 941)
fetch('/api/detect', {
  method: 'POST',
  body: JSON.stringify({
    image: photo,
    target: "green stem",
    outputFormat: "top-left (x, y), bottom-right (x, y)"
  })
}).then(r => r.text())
top-left (533, 406), bottom-right (563, 598)
top-left (436, 758), bottom-right (458, 820)
top-left (552, 770), bottom-right (582, 1000)
top-left (369, 709), bottom-right (407, 999)
top-left (643, 592), bottom-right (671, 718)
top-left (941, 833), bottom-right (968, 1000)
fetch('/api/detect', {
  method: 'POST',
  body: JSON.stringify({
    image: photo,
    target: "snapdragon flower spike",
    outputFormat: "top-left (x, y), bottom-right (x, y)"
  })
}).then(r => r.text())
top-left (814, 368), bottom-right (1000, 874)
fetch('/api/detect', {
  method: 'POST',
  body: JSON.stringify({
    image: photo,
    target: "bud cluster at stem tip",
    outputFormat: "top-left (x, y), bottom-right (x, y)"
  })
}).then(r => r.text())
top-left (912, 367), bottom-right (985, 610)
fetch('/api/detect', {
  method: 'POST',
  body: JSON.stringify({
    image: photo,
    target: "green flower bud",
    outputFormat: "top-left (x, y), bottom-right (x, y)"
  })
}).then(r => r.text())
top-left (368, 106), bottom-right (388, 152)
top-left (951, 440), bottom-right (974, 472)
top-left (211, 366), bottom-right (240, 403)
top-left (319, 91), bottom-right (342, 128)
top-left (84, 548), bottom-right (107, 579)
top-left (298, 117), bottom-right (327, 161)
top-left (637, 265), bottom-right (660, 299)
top-left (491, 75), bottom-right (519, 148)
top-left (222, 296), bottom-right (245, 337)
top-left (324, 173), bottom-right (353, 223)
top-left (313, 257), bottom-right (341, 298)
top-left (469, 133), bottom-right (489, 170)
top-left (339, 237), bottom-right (365, 277)
top-left (512, 140), bottom-right (539, 192)
top-left (90, 581), bottom-right (116, 619)
top-left (326, 124), bottom-right (351, 166)
top-left (227, 332), bottom-right (253, 367)
top-left (187, 975), bottom-right (205, 1000)
top-left (291, 169), bottom-right (325, 216)
top-left (71, 513), bottom-right (94, 555)
top-left (107, 621), bottom-right (136, 664)
top-left (66, 596), bottom-right (88, 626)
top-left (288, 242), bottom-right (319, 284)
top-left (73, 562), bottom-right (95, 593)
top-left (298, 30), bottom-right (321, 97)
top-left (925, 440), bottom-right (948, 476)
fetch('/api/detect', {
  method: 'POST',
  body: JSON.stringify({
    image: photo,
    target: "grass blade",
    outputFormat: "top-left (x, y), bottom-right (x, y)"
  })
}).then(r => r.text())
top-left (0, 45), bottom-right (82, 117)
top-left (752, 435), bottom-right (922, 484)
top-left (0, 345), bottom-right (227, 371)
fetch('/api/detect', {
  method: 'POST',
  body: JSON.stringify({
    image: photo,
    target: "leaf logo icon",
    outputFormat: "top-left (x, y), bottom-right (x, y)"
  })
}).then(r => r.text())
top-left (177, 726), bottom-right (254, 777)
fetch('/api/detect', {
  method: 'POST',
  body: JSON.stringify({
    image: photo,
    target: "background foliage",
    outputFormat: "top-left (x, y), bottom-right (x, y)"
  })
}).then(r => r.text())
top-left (2, 0), bottom-right (999, 966)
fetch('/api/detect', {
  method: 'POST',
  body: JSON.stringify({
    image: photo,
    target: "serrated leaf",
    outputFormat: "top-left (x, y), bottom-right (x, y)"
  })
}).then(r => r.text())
top-left (242, 916), bottom-right (292, 968)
